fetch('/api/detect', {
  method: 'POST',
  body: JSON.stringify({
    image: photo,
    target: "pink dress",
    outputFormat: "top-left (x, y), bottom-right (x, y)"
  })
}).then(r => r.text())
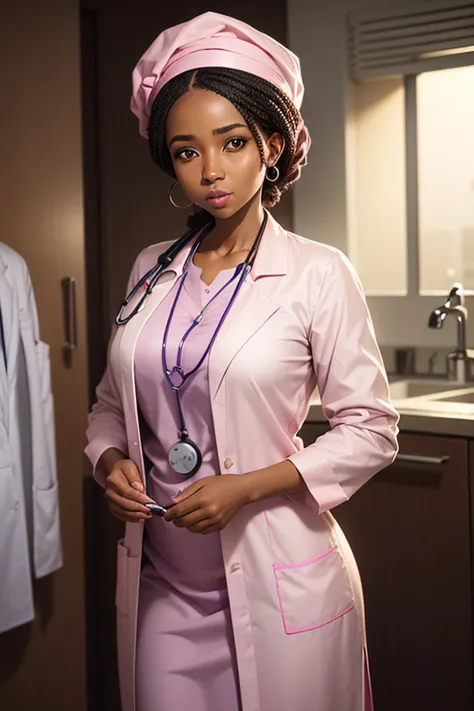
top-left (134, 259), bottom-right (241, 711)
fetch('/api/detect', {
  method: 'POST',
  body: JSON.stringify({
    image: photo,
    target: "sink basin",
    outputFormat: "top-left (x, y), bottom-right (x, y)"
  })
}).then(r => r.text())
top-left (435, 391), bottom-right (474, 404)
top-left (310, 378), bottom-right (474, 411)
top-left (387, 378), bottom-right (474, 414)
top-left (388, 379), bottom-right (462, 400)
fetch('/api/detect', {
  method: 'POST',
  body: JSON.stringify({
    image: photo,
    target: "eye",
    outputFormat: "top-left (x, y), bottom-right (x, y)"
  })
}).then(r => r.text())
top-left (225, 137), bottom-right (248, 151)
top-left (174, 148), bottom-right (198, 162)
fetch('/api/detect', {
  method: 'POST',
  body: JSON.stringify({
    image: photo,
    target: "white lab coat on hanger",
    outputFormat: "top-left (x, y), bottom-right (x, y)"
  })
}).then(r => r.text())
top-left (0, 242), bottom-right (62, 634)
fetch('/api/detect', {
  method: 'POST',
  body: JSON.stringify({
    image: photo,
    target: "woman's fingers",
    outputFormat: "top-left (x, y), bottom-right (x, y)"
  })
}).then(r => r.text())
top-left (104, 459), bottom-right (156, 522)
top-left (106, 465), bottom-right (155, 505)
top-left (117, 459), bottom-right (147, 492)
top-left (165, 494), bottom-right (217, 522)
top-left (105, 487), bottom-right (151, 515)
top-left (172, 507), bottom-right (209, 528)
top-left (108, 500), bottom-right (151, 523)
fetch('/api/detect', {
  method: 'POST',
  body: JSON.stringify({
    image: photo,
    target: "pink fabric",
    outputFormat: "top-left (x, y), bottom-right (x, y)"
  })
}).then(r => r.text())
top-left (131, 12), bottom-right (304, 138)
top-left (134, 261), bottom-right (241, 711)
top-left (85, 212), bottom-right (399, 711)
top-left (272, 546), bottom-right (337, 571)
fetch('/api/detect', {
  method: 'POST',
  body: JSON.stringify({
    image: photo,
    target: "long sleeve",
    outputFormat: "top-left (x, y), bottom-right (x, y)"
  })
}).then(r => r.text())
top-left (84, 361), bottom-right (129, 488)
top-left (85, 251), bottom-right (145, 487)
top-left (21, 258), bottom-right (58, 491)
top-left (288, 250), bottom-right (399, 514)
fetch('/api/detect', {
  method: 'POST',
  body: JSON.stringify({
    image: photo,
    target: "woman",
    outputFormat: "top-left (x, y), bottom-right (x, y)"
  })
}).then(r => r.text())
top-left (85, 12), bottom-right (399, 711)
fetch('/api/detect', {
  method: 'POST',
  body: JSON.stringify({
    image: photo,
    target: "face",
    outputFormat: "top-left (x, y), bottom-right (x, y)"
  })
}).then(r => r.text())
top-left (165, 88), bottom-right (283, 218)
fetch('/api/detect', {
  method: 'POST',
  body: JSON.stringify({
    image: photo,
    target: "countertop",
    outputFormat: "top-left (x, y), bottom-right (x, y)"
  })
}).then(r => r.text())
top-left (306, 387), bottom-right (474, 438)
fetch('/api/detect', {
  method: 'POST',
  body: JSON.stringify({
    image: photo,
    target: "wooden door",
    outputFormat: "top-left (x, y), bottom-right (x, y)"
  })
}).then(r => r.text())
top-left (300, 427), bottom-right (472, 711)
top-left (0, 2), bottom-right (88, 710)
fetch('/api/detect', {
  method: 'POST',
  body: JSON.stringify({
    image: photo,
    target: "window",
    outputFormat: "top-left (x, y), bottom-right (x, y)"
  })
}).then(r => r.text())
top-left (347, 1), bottom-right (474, 296)
top-left (417, 65), bottom-right (474, 294)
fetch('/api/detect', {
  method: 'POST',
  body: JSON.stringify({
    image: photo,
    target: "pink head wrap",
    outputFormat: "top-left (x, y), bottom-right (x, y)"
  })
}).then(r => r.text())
top-left (130, 12), bottom-right (310, 168)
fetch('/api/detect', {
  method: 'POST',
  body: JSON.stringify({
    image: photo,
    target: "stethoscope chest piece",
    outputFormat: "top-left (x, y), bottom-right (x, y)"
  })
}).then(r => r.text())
top-left (168, 437), bottom-right (202, 477)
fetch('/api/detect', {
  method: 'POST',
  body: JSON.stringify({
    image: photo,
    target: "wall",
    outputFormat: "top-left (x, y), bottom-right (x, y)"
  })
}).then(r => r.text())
top-left (287, 0), bottom-right (474, 350)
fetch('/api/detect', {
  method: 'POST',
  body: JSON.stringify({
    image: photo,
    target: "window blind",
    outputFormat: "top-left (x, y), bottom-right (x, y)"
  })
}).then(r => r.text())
top-left (348, 0), bottom-right (474, 80)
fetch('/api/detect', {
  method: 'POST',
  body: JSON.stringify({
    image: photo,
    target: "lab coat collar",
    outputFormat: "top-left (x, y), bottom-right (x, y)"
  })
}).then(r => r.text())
top-left (161, 209), bottom-right (289, 281)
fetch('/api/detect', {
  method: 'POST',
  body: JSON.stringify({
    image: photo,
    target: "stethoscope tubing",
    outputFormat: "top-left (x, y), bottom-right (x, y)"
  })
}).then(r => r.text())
top-left (115, 225), bottom-right (211, 326)
top-left (114, 212), bottom-right (267, 459)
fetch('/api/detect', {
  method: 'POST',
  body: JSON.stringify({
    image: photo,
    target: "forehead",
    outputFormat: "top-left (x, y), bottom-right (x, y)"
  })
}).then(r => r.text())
top-left (166, 89), bottom-right (247, 135)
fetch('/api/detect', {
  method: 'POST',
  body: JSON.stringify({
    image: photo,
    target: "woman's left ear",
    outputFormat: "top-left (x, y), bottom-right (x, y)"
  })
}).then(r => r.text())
top-left (266, 132), bottom-right (285, 167)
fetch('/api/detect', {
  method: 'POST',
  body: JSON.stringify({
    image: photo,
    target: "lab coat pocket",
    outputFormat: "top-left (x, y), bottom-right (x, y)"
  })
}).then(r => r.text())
top-left (273, 545), bottom-right (354, 635)
top-left (33, 480), bottom-right (63, 577)
top-left (116, 539), bottom-right (140, 617)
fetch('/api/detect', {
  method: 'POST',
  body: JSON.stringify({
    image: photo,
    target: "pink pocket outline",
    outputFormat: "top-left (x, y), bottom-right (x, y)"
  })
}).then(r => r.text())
top-left (273, 546), bottom-right (355, 635)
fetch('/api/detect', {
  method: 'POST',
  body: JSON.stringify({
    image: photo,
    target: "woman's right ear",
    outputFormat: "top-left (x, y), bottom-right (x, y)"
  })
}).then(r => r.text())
top-left (265, 132), bottom-right (285, 167)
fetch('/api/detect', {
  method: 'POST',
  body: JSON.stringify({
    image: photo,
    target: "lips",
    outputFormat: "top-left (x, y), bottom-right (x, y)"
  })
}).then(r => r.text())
top-left (205, 189), bottom-right (230, 200)
top-left (205, 190), bottom-right (232, 208)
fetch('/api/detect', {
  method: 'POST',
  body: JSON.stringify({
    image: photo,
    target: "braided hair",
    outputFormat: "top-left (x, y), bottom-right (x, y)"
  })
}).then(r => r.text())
top-left (148, 67), bottom-right (308, 227)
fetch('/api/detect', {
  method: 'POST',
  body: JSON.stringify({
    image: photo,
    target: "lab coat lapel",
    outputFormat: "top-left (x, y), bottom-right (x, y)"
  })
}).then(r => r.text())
top-left (118, 270), bottom-right (178, 361)
top-left (0, 256), bottom-right (17, 423)
top-left (115, 238), bottom-right (194, 383)
top-left (209, 213), bottom-right (288, 401)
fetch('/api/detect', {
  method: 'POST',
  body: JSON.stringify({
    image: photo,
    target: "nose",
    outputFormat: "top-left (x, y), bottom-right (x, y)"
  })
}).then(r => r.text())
top-left (202, 152), bottom-right (225, 185)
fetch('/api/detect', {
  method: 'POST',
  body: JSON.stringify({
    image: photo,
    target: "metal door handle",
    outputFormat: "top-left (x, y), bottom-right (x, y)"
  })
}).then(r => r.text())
top-left (61, 277), bottom-right (77, 366)
top-left (396, 454), bottom-right (450, 465)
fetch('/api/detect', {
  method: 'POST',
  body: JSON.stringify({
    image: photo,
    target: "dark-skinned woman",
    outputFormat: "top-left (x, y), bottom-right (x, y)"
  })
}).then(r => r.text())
top-left (86, 12), bottom-right (399, 711)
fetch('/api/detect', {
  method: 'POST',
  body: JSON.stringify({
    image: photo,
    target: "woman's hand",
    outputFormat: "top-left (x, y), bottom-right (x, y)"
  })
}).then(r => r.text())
top-left (104, 458), bottom-right (155, 523)
top-left (163, 475), bottom-right (251, 534)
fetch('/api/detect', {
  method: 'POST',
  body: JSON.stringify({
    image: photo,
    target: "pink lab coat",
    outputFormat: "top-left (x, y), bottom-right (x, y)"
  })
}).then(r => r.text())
top-left (85, 211), bottom-right (399, 711)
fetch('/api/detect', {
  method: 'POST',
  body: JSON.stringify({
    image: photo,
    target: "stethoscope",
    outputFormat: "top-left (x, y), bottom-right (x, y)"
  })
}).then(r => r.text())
top-left (115, 223), bottom-right (214, 326)
top-left (115, 213), bottom-right (268, 480)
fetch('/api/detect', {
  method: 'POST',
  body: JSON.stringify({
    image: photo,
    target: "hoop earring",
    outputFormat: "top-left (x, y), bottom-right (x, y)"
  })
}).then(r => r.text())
top-left (168, 180), bottom-right (193, 209)
top-left (266, 165), bottom-right (280, 183)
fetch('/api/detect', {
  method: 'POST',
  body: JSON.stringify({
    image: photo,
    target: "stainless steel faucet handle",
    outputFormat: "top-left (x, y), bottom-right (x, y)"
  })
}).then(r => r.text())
top-left (447, 282), bottom-right (464, 307)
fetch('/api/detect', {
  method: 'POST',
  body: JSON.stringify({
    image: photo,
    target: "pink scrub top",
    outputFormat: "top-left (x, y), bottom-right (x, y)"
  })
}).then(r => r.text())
top-left (133, 259), bottom-right (242, 711)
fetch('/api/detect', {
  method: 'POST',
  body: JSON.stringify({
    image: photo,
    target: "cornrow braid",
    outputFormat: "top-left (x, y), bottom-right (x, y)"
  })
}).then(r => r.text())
top-left (148, 67), bottom-right (306, 219)
top-left (148, 70), bottom-right (196, 171)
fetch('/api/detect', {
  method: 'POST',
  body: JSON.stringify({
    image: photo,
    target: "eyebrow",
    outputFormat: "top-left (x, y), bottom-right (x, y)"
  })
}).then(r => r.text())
top-left (213, 123), bottom-right (247, 135)
top-left (168, 123), bottom-right (248, 147)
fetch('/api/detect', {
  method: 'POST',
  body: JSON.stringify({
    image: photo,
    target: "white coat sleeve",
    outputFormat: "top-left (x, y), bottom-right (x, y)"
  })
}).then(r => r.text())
top-left (21, 259), bottom-right (58, 490)
top-left (288, 251), bottom-right (399, 514)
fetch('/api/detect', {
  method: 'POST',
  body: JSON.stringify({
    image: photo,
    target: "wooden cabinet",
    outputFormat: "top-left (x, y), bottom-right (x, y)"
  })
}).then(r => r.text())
top-left (299, 426), bottom-right (473, 711)
top-left (0, 3), bottom-right (88, 711)
top-left (470, 440), bottom-right (474, 688)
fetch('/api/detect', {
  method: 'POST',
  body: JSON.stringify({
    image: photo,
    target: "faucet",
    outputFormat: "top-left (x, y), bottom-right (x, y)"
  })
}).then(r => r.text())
top-left (428, 283), bottom-right (474, 383)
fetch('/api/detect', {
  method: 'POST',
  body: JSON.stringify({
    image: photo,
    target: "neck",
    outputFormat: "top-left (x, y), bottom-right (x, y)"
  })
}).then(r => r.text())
top-left (200, 191), bottom-right (265, 256)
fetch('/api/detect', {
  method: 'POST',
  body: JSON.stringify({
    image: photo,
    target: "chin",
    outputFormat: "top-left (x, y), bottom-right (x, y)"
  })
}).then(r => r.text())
top-left (213, 208), bottom-right (238, 220)
top-left (202, 204), bottom-right (240, 219)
